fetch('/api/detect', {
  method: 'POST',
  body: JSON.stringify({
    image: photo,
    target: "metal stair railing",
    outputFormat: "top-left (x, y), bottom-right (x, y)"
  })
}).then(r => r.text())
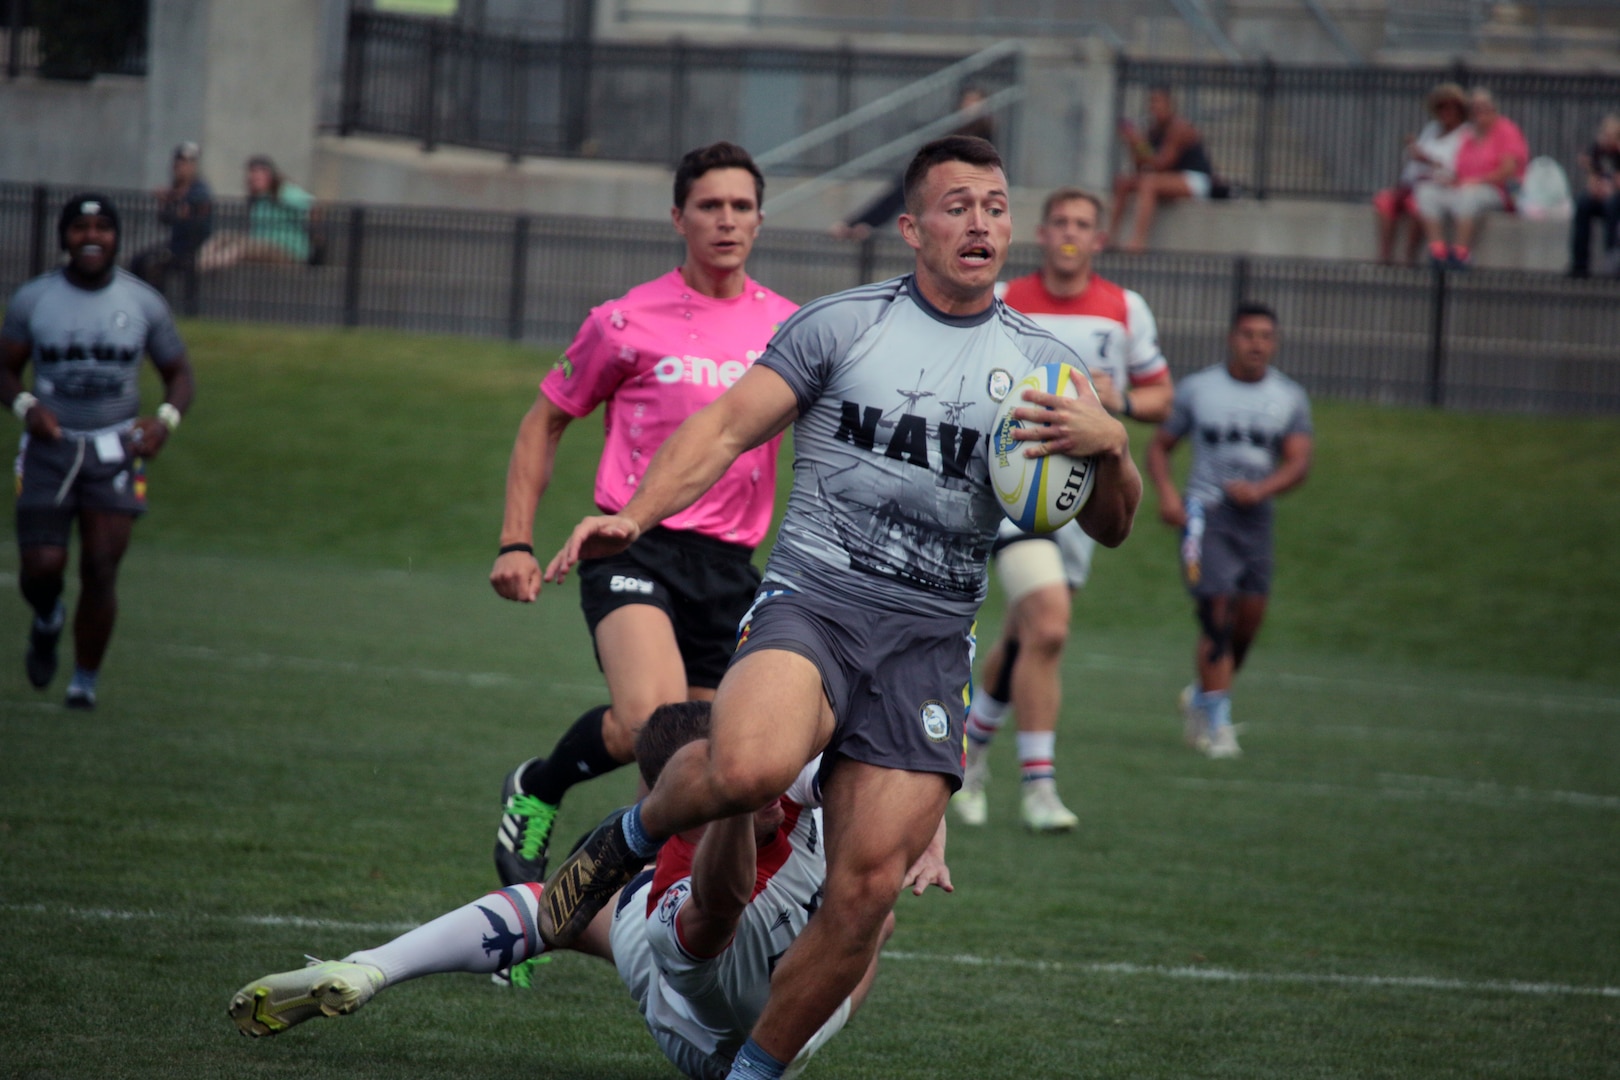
top-left (753, 40), bottom-right (1023, 172)
top-left (760, 84), bottom-right (1028, 219)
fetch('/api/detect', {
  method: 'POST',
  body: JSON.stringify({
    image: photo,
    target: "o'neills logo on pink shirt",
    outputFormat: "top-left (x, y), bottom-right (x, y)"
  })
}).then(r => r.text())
top-left (651, 350), bottom-right (763, 389)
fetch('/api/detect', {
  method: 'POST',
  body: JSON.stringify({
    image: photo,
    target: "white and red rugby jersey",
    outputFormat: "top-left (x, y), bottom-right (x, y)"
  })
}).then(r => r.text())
top-left (996, 272), bottom-right (1168, 392)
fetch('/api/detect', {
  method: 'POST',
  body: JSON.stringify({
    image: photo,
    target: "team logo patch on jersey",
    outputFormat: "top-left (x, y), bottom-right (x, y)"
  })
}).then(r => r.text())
top-left (553, 357), bottom-right (575, 379)
top-left (657, 881), bottom-right (689, 925)
top-left (112, 311), bottom-right (129, 329)
top-left (987, 368), bottom-right (1013, 403)
top-left (919, 700), bottom-right (951, 742)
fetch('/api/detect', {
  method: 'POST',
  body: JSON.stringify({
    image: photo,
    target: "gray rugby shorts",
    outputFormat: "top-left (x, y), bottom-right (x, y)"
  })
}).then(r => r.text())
top-left (730, 586), bottom-right (974, 791)
top-left (14, 432), bottom-right (147, 548)
top-left (1182, 499), bottom-right (1273, 598)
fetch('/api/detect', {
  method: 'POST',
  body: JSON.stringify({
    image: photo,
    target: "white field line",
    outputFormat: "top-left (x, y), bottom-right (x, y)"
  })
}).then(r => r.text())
top-left (1079, 653), bottom-right (1620, 715)
top-left (161, 643), bottom-right (601, 695)
top-left (3, 903), bottom-right (1614, 1000)
top-left (880, 951), bottom-right (1620, 999)
top-left (1174, 774), bottom-right (1620, 811)
top-left (156, 644), bottom-right (1620, 717)
top-left (1, 902), bottom-right (420, 935)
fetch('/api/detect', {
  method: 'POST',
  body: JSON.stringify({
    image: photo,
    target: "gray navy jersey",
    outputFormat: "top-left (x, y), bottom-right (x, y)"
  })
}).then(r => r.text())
top-left (758, 274), bottom-right (1086, 619)
top-left (1163, 364), bottom-right (1312, 513)
top-left (1, 268), bottom-right (185, 432)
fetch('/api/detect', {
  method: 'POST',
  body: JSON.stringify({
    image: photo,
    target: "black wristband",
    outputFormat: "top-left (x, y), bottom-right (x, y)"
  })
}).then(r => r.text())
top-left (1121, 392), bottom-right (1134, 419)
top-left (498, 542), bottom-right (534, 557)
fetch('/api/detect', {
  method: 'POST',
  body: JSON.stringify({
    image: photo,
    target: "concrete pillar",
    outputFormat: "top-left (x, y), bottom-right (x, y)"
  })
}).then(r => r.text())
top-left (145, 0), bottom-right (212, 186)
top-left (1012, 39), bottom-right (1116, 196)
top-left (197, 0), bottom-right (323, 195)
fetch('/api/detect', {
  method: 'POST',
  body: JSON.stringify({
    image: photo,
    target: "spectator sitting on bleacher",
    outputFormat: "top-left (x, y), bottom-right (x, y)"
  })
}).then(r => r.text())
top-left (131, 141), bottom-right (213, 289)
top-left (1569, 113), bottom-right (1620, 278)
top-left (1110, 86), bottom-right (1215, 254)
top-left (1414, 87), bottom-right (1528, 270)
top-left (1373, 83), bottom-right (1468, 266)
top-left (197, 155), bottom-right (315, 271)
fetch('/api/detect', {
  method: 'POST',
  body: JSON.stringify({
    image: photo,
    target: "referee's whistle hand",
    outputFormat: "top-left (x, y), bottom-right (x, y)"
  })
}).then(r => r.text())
top-left (490, 552), bottom-right (543, 602)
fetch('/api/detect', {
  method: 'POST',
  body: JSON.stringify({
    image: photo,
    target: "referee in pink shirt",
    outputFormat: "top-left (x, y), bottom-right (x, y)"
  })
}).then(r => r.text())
top-left (488, 142), bottom-right (798, 890)
top-left (1415, 86), bottom-right (1529, 268)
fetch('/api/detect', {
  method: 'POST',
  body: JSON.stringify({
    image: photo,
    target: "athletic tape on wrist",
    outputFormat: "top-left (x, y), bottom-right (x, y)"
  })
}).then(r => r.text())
top-left (157, 402), bottom-right (182, 431)
top-left (12, 392), bottom-right (37, 422)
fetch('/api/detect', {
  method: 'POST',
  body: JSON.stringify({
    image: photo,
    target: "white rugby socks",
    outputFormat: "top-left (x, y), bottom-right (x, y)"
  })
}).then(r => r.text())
top-left (344, 883), bottom-right (546, 985)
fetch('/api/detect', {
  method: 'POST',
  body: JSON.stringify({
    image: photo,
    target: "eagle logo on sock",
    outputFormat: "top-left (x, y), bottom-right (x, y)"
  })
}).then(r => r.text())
top-left (475, 905), bottom-right (525, 971)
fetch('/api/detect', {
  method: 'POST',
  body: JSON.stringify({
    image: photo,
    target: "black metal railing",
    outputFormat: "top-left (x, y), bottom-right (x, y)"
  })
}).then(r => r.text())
top-left (336, 9), bottom-right (1021, 171)
top-left (3, 0), bottom-right (147, 80)
top-left (1115, 57), bottom-right (1620, 201)
top-left (4, 181), bottom-right (1617, 416)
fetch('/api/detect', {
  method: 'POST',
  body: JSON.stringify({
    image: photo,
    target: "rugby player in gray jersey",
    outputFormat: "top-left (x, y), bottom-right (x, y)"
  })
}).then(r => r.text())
top-left (533, 136), bottom-right (1142, 1080)
top-left (1146, 302), bottom-right (1312, 759)
top-left (0, 195), bottom-right (195, 709)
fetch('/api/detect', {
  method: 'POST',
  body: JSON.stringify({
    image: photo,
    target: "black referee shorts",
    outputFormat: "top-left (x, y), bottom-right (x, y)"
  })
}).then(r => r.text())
top-left (576, 526), bottom-right (762, 689)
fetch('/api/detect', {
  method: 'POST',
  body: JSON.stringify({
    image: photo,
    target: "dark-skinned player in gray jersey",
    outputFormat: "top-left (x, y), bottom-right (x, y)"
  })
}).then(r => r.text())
top-left (1147, 301), bottom-right (1312, 759)
top-left (0, 195), bottom-right (196, 709)
top-left (532, 136), bottom-right (1143, 1080)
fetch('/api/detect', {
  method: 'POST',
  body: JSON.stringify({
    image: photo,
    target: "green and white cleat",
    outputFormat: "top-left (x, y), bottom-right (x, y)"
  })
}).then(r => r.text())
top-left (495, 757), bottom-right (560, 886)
top-left (1020, 778), bottom-right (1080, 833)
top-left (228, 957), bottom-right (385, 1037)
top-left (490, 954), bottom-right (551, 988)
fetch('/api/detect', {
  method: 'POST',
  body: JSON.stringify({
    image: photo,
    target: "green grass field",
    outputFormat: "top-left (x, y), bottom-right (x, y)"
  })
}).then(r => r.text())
top-left (1, 321), bottom-right (1617, 1079)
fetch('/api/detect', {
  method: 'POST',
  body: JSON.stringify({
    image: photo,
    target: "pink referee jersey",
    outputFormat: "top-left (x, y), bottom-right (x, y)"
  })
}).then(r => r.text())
top-left (541, 269), bottom-right (798, 549)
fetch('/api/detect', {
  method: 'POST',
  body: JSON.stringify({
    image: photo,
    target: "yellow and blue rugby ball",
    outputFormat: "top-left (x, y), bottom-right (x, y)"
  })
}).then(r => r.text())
top-left (989, 362), bottom-right (1099, 533)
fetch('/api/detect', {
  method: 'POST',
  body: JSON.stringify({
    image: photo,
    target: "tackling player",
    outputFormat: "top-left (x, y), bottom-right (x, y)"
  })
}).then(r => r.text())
top-left (534, 136), bottom-right (1141, 1080)
top-left (0, 194), bottom-right (195, 709)
top-left (956, 188), bottom-right (1174, 832)
top-left (488, 142), bottom-right (798, 886)
top-left (228, 701), bottom-right (951, 1079)
top-left (1146, 302), bottom-right (1312, 758)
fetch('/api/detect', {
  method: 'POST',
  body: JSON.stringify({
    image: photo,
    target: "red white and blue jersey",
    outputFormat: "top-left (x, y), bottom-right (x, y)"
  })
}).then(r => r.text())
top-left (611, 758), bottom-right (838, 1074)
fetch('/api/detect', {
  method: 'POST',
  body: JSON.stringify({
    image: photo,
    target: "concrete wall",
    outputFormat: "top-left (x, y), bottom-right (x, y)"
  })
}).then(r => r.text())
top-left (0, 76), bottom-right (150, 188)
top-left (0, 0), bottom-right (323, 196)
top-left (193, 0), bottom-right (324, 196)
top-left (311, 133), bottom-right (1571, 271)
top-left (1017, 38), bottom-right (1116, 193)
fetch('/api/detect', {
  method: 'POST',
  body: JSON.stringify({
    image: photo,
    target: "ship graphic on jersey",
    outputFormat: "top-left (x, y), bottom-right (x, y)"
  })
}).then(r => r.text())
top-left (815, 370), bottom-right (995, 596)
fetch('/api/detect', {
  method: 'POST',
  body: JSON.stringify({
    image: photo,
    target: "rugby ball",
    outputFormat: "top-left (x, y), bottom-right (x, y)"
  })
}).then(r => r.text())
top-left (988, 362), bottom-right (1099, 533)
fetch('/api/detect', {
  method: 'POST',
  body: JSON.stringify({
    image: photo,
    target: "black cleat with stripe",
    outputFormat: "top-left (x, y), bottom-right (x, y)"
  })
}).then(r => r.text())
top-left (539, 806), bottom-right (647, 948)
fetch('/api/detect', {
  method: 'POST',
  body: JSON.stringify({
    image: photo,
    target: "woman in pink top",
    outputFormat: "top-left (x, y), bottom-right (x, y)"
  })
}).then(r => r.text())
top-left (486, 142), bottom-right (799, 892)
top-left (1414, 87), bottom-right (1529, 268)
